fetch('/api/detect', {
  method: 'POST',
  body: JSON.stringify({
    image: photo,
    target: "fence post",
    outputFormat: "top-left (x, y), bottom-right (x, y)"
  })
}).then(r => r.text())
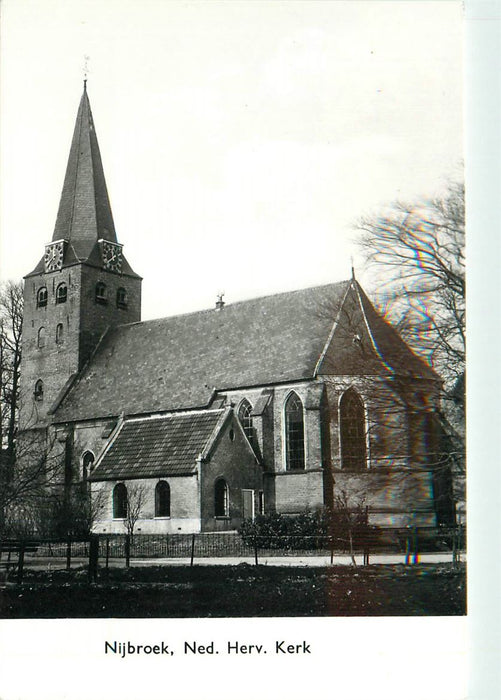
top-left (405, 534), bottom-right (411, 565)
top-left (190, 533), bottom-right (195, 567)
top-left (105, 536), bottom-right (110, 571)
top-left (17, 542), bottom-right (25, 585)
top-left (125, 534), bottom-right (131, 568)
top-left (88, 534), bottom-right (99, 583)
top-left (66, 536), bottom-right (72, 570)
top-left (330, 536), bottom-right (334, 565)
top-left (253, 535), bottom-right (259, 566)
top-left (412, 527), bottom-right (418, 565)
top-left (363, 535), bottom-right (369, 566)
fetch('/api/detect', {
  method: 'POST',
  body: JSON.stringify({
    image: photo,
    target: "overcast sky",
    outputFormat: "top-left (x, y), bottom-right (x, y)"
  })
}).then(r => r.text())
top-left (0, 0), bottom-right (463, 320)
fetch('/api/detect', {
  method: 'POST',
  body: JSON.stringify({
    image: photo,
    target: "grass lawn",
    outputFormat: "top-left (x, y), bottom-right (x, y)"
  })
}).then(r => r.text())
top-left (0, 562), bottom-right (465, 618)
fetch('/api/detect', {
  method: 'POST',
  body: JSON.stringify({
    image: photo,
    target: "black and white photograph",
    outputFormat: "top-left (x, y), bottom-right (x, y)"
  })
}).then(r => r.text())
top-left (0, 0), bottom-right (496, 698)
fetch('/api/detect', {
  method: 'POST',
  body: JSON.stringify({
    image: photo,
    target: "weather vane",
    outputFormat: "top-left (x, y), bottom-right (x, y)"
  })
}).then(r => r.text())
top-left (83, 55), bottom-right (90, 87)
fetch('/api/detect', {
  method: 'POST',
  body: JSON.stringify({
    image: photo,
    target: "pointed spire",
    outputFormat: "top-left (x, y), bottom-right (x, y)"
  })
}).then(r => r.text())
top-left (52, 85), bottom-right (117, 258)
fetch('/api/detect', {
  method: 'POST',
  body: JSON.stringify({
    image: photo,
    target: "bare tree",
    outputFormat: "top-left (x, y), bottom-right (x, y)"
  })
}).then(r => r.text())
top-left (0, 281), bottom-right (23, 480)
top-left (124, 483), bottom-right (146, 542)
top-left (355, 181), bottom-right (465, 401)
top-left (0, 428), bottom-right (64, 536)
top-left (351, 184), bottom-right (465, 521)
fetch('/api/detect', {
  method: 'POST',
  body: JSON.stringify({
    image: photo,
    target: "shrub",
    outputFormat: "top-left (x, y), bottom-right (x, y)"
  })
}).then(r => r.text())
top-left (239, 499), bottom-right (369, 552)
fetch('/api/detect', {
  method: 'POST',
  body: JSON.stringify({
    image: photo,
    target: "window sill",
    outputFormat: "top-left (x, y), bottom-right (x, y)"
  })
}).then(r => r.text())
top-left (154, 516), bottom-right (171, 520)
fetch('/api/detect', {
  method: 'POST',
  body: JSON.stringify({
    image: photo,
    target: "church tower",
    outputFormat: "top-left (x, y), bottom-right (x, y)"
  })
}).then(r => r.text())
top-left (19, 83), bottom-right (142, 429)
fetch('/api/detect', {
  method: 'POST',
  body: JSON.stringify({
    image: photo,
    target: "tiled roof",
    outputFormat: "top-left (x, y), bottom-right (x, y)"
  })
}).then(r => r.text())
top-left (54, 279), bottom-right (438, 423)
top-left (90, 410), bottom-right (225, 480)
top-left (355, 283), bottom-right (438, 380)
top-left (54, 281), bottom-right (350, 421)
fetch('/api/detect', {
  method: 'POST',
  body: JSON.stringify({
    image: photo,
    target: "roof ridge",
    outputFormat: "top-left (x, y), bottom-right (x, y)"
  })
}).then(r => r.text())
top-left (113, 279), bottom-right (352, 329)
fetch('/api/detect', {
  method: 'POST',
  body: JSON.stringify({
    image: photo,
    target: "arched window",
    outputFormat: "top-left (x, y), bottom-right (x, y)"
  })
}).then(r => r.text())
top-left (34, 379), bottom-right (44, 401)
top-left (113, 483), bottom-right (128, 519)
top-left (36, 287), bottom-right (48, 308)
top-left (155, 481), bottom-right (170, 517)
top-left (339, 389), bottom-right (366, 471)
top-left (56, 323), bottom-right (64, 345)
top-left (56, 282), bottom-right (67, 304)
top-left (116, 287), bottom-right (128, 309)
top-left (37, 326), bottom-right (46, 348)
top-left (238, 399), bottom-right (254, 444)
top-left (82, 451), bottom-right (95, 481)
top-left (95, 282), bottom-right (107, 305)
top-left (214, 478), bottom-right (229, 517)
top-left (285, 392), bottom-right (305, 470)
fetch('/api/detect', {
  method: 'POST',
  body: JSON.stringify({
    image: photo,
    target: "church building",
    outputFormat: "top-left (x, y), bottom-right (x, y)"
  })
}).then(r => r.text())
top-left (19, 85), bottom-right (452, 534)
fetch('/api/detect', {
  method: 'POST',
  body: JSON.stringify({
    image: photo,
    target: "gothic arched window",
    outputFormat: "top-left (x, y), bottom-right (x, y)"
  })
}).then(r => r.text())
top-left (238, 400), bottom-right (254, 444)
top-left (56, 283), bottom-right (67, 304)
top-left (36, 287), bottom-right (48, 308)
top-left (37, 326), bottom-right (46, 348)
top-left (82, 451), bottom-right (95, 481)
top-left (155, 481), bottom-right (170, 517)
top-left (34, 379), bottom-right (44, 401)
top-left (116, 287), bottom-right (128, 309)
top-left (113, 483), bottom-right (128, 519)
top-left (339, 389), bottom-right (366, 471)
top-left (284, 392), bottom-right (305, 470)
top-left (95, 282), bottom-right (107, 305)
top-left (214, 479), bottom-right (229, 517)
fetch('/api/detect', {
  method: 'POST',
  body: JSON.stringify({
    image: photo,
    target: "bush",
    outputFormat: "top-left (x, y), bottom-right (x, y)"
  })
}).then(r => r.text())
top-left (239, 503), bottom-right (369, 551)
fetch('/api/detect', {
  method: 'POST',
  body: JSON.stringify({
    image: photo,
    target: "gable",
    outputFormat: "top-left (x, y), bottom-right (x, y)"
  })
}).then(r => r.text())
top-left (316, 281), bottom-right (439, 381)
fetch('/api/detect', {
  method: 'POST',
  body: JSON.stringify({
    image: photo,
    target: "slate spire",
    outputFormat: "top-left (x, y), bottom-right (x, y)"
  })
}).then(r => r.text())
top-left (52, 83), bottom-right (118, 256)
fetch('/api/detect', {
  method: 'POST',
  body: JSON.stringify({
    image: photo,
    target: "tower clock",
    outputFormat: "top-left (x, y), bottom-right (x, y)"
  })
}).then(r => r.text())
top-left (44, 240), bottom-right (67, 272)
top-left (100, 240), bottom-right (123, 273)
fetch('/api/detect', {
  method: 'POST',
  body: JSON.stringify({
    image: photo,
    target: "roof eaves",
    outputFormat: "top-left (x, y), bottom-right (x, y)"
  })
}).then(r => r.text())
top-left (88, 411), bottom-right (126, 480)
top-left (352, 280), bottom-right (395, 375)
top-left (313, 280), bottom-right (352, 377)
top-left (200, 407), bottom-right (233, 461)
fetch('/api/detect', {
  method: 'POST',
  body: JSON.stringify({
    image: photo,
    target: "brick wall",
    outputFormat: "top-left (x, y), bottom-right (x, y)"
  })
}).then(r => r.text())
top-left (200, 413), bottom-right (263, 532)
top-left (274, 470), bottom-right (324, 513)
top-left (91, 475), bottom-right (200, 534)
top-left (20, 260), bottom-right (141, 430)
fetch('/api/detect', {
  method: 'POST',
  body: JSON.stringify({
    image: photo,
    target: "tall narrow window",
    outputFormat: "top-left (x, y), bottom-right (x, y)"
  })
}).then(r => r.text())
top-left (285, 392), bottom-right (305, 470)
top-left (215, 479), bottom-right (229, 517)
top-left (238, 399), bottom-right (254, 444)
top-left (340, 389), bottom-right (366, 471)
top-left (155, 481), bottom-right (170, 517)
top-left (34, 379), bottom-right (44, 401)
top-left (37, 326), bottom-right (46, 348)
top-left (116, 287), bottom-right (128, 309)
top-left (37, 287), bottom-right (48, 308)
top-left (82, 451), bottom-right (95, 481)
top-left (56, 323), bottom-right (64, 345)
top-left (56, 282), bottom-right (67, 304)
top-left (95, 282), bottom-right (107, 305)
top-left (113, 483), bottom-right (128, 519)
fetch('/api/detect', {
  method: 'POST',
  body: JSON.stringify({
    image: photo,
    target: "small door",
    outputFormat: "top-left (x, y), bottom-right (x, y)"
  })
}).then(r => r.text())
top-left (242, 489), bottom-right (255, 521)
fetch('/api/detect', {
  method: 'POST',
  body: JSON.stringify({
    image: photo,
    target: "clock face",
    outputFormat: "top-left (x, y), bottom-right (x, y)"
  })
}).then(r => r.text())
top-left (101, 241), bottom-right (123, 272)
top-left (44, 241), bottom-right (65, 272)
